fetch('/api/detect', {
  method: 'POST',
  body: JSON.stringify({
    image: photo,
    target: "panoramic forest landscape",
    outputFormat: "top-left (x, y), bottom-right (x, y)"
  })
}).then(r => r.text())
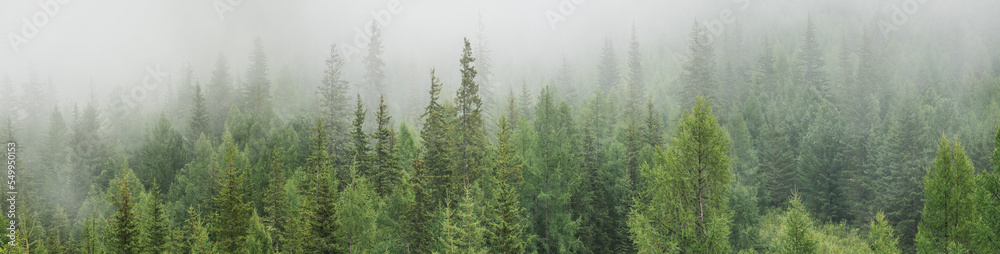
top-left (1, 0), bottom-right (1000, 253)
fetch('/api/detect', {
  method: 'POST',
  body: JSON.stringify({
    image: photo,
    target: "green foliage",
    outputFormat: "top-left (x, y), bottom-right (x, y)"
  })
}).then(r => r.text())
top-left (456, 37), bottom-right (486, 186)
top-left (629, 96), bottom-right (731, 253)
top-left (302, 118), bottom-right (342, 253)
top-left (188, 84), bottom-right (210, 147)
top-left (212, 141), bottom-right (252, 253)
top-left (797, 103), bottom-right (852, 222)
top-left (596, 38), bottom-right (619, 93)
top-left (108, 165), bottom-right (141, 254)
top-left (246, 210), bottom-right (273, 254)
top-left (142, 180), bottom-right (169, 253)
top-left (971, 126), bottom-right (1000, 252)
top-left (138, 114), bottom-right (188, 195)
top-left (915, 137), bottom-right (976, 253)
top-left (486, 117), bottom-right (530, 254)
top-left (184, 206), bottom-right (214, 254)
top-left (421, 69), bottom-right (458, 207)
top-left (781, 195), bottom-right (816, 254)
top-left (319, 43), bottom-right (353, 168)
top-left (350, 95), bottom-right (373, 180)
top-left (438, 186), bottom-right (488, 254)
top-left (372, 95), bottom-right (402, 196)
top-left (682, 21), bottom-right (717, 107)
top-left (338, 170), bottom-right (380, 253)
top-left (869, 212), bottom-right (901, 254)
top-left (797, 15), bottom-right (831, 101)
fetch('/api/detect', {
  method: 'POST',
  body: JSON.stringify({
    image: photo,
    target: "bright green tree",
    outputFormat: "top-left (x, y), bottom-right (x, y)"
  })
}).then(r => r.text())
top-left (486, 116), bottom-right (530, 254)
top-left (781, 194), bottom-right (816, 254)
top-left (869, 212), bottom-right (901, 254)
top-left (246, 210), bottom-right (273, 254)
top-left (212, 141), bottom-right (251, 253)
top-left (915, 136), bottom-right (976, 253)
top-left (338, 170), bottom-right (380, 253)
top-left (629, 96), bottom-right (731, 253)
top-left (302, 118), bottom-right (342, 253)
top-left (972, 126), bottom-right (1000, 252)
top-left (108, 165), bottom-right (141, 254)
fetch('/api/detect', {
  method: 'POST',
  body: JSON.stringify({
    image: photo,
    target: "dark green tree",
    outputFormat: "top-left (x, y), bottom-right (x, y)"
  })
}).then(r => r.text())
top-left (372, 95), bottom-right (402, 196)
top-left (138, 114), bottom-right (188, 194)
top-left (108, 165), bottom-right (141, 254)
top-left (486, 117), bottom-right (530, 254)
top-left (797, 103), bottom-right (852, 222)
top-left (212, 141), bottom-right (251, 253)
top-left (798, 15), bottom-right (831, 101)
top-left (350, 94), bottom-right (373, 180)
top-left (456, 37), bottom-right (486, 186)
top-left (421, 69), bottom-right (457, 207)
top-left (302, 118), bottom-right (342, 253)
top-left (188, 84), bottom-right (210, 148)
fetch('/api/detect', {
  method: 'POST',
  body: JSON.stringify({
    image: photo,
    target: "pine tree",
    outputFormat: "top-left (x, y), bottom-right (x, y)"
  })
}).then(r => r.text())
top-left (262, 150), bottom-right (289, 252)
top-left (246, 210), bottom-right (273, 254)
top-left (108, 165), bottom-right (141, 254)
top-left (798, 15), bottom-right (831, 101)
top-left (319, 43), bottom-right (353, 168)
top-left (627, 24), bottom-right (645, 110)
top-left (208, 54), bottom-right (233, 139)
top-left (797, 103), bottom-right (851, 222)
top-left (372, 95), bottom-right (402, 196)
top-left (143, 180), bottom-right (168, 254)
top-left (184, 206), bottom-right (214, 254)
top-left (363, 23), bottom-right (386, 113)
top-left (350, 95), bottom-right (373, 180)
top-left (139, 114), bottom-right (188, 194)
top-left (869, 212), bottom-right (902, 254)
top-left (302, 118), bottom-right (342, 253)
top-left (188, 83), bottom-right (210, 147)
top-left (80, 211), bottom-right (103, 254)
top-left (682, 20), bottom-right (717, 107)
top-left (915, 137), bottom-right (976, 253)
top-left (556, 57), bottom-right (577, 105)
top-left (597, 38), bottom-right (620, 93)
top-left (629, 96), bottom-right (731, 253)
top-left (525, 86), bottom-right (583, 253)
top-left (973, 126), bottom-right (1000, 252)
top-left (421, 69), bottom-right (457, 207)
top-left (781, 194), bottom-right (817, 254)
top-left (486, 117), bottom-right (530, 254)
top-left (456, 37), bottom-right (486, 186)
top-left (212, 142), bottom-right (251, 253)
top-left (338, 170), bottom-right (380, 253)
top-left (408, 157), bottom-right (435, 254)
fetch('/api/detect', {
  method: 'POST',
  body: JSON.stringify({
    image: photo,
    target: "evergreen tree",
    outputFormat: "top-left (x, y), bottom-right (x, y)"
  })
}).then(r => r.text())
top-left (751, 36), bottom-right (778, 98)
top-left (302, 118), bottom-right (342, 253)
top-left (915, 137), bottom-right (975, 253)
top-left (682, 20), bottom-right (717, 107)
top-left (869, 212), bottom-right (901, 254)
top-left (242, 37), bottom-right (273, 116)
top-left (46, 205), bottom-right (73, 254)
top-left (486, 117), bottom-right (530, 254)
top-left (524, 87), bottom-right (583, 253)
top-left (627, 24), bottom-right (645, 110)
top-left (798, 15), bottom-right (831, 101)
top-left (246, 210), bottom-right (273, 254)
top-left (338, 170), bottom-right (380, 253)
top-left (456, 37), bottom-right (486, 186)
top-left (781, 194), bottom-right (816, 254)
top-left (628, 96), bottom-right (731, 253)
top-left (319, 43), bottom-right (353, 167)
top-left (421, 69), bottom-right (457, 207)
top-left (80, 211), bottom-right (103, 254)
top-left (408, 157), bottom-right (435, 254)
top-left (208, 54), bottom-right (233, 139)
top-left (973, 126), bottom-right (1000, 252)
top-left (139, 114), bottom-right (188, 194)
top-left (212, 142), bottom-right (251, 253)
top-left (188, 84), bottom-right (210, 148)
top-left (439, 186), bottom-right (489, 254)
top-left (597, 38), bottom-right (620, 93)
top-left (143, 180), bottom-right (169, 254)
top-left (184, 206), bottom-right (214, 254)
top-left (351, 95), bottom-right (373, 179)
top-left (71, 101), bottom-right (110, 212)
top-left (797, 103), bottom-right (851, 222)
top-left (474, 13), bottom-right (497, 125)
top-left (372, 95), bottom-right (402, 196)
top-left (108, 165), bottom-right (141, 254)
top-left (363, 23), bottom-right (386, 112)
top-left (760, 114), bottom-right (796, 207)
top-left (262, 150), bottom-right (289, 252)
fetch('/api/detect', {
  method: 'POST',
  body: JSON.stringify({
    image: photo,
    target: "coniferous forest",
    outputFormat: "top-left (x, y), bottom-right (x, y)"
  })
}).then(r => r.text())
top-left (2, 0), bottom-right (1000, 253)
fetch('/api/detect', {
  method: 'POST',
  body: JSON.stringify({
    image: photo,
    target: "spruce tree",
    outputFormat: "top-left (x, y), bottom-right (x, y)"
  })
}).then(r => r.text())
top-left (338, 170), bottom-right (380, 253)
top-left (188, 84), bottom-right (210, 148)
top-left (208, 54), bottom-right (233, 139)
top-left (456, 37), bottom-right (486, 186)
top-left (421, 69), bottom-right (457, 207)
top-left (302, 118), bottom-right (342, 253)
top-left (184, 206), bottom-right (214, 254)
top-left (781, 194), bottom-right (817, 254)
top-left (139, 114), bottom-right (187, 194)
top-left (627, 24), bottom-right (645, 110)
top-left (372, 95), bottom-right (402, 196)
top-left (246, 210), bottom-right (273, 254)
top-left (319, 43), bottom-right (353, 167)
top-left (262, 150), bottom-right (289, 252)
top-left (350, 95), bottom-right (373, 179)
top-left (628, 96), bottom-right (731, 253)
top-left (597, 38), bottom-right (620, 93)
top-left (143, 180), bottom-right (168, 254)
top-left (797, 103), bottom-right (851, 222)
top-left (212, 142), bottom-right (251, 253)
top-left (915, 137), bottom-right (976, 253)
top-left (973, 126), bottom-right (1000, 252)
top-left (440, 185), bottom-right (489, 254)
top-left (363, 23), bottom-right (386, 112)
top-left (408, 157), bottom-right (435, 253)
top-left (108, 165), bottom-right (141, 254)
top-left (681, 20), bottom-right (717, 107)
top-left (486, 116), bottom-right (529, 254)
top-left (242, 37), bottom-right (272, 116)
top-left (798, 15), bottom-right (831, 101)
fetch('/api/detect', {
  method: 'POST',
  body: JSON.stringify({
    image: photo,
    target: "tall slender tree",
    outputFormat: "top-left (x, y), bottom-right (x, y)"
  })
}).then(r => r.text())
top-left (915, 137), bottom-right (976, 253)
top-left (682, 20), bottom-right (717, 107)
top-left (456, 37), bottom-right (486, 186)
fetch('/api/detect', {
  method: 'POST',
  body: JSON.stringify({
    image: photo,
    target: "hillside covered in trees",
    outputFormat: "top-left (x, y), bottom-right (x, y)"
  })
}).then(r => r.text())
top-left (2, 0), bottom-right (1000, 253)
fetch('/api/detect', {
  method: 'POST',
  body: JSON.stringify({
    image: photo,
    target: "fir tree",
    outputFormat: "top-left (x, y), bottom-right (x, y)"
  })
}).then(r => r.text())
top-left (627, 24), bottom-right (645, 110)
top-left (188, 84), bottom-right (210, 148)
top-left (208, 54), bottom-right (233, 139)
top-left (108, 165), bottom-right (141, 254)
top-left (797, 103), bottom-right (851, 222)
top-left (338, 170), bottom-right (380, 253)
top-left (350, 95), bottom-right (373, 179)
top-left (143, 180), bottom-right (168, 254)
top-left (486, 117), bottom-right (530, 254)
top-left (319, 43), bottom-right (353, 168)
top-left (781, 194), bottom-right (817, 254)
top-left (246, 210), bottom-right (273, 254)
top-left (372, 95), bottom-right (402, 196)
top-left (456, 37), bottom-right (486, 186)
top-left (973, 126), bottom-right (1000, 252)
top-left (302, 118), bottom-right (342, 253)
top-left (262, 150), bottom-right (289, 252)
top-left (421, 69), bottom-right (457, 207)
top-left (681, 20), bottom-right (717, 107)
top-left (798, 15), bottom-right (831, 101)
top-left (597, 38), bottom-right (620, 93)
top-left (212, 142), bottom-right (251, 253)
